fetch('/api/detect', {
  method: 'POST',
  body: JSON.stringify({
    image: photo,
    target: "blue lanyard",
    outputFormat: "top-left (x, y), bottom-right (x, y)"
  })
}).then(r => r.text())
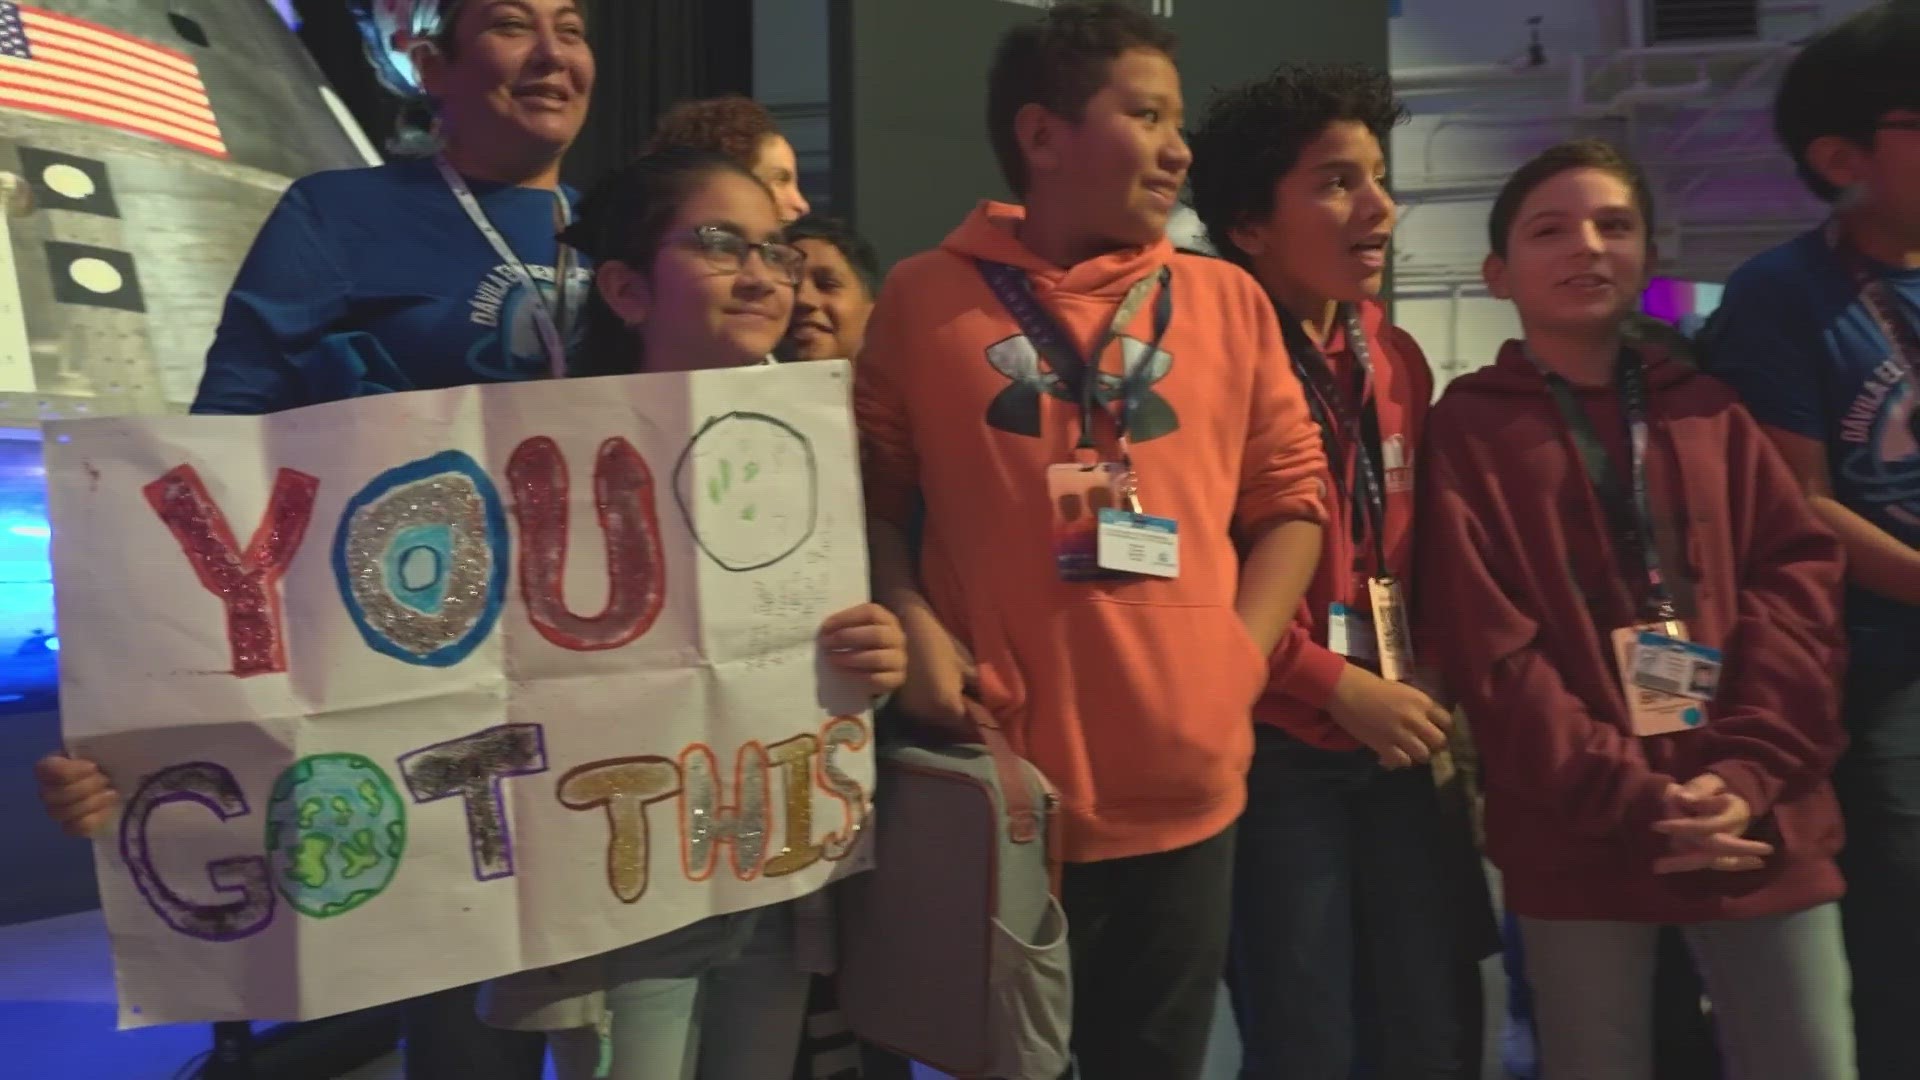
top-left (975, 261), bottom-right (1174, 459)
top-left (1288, 305), bottom-right (1388, 577)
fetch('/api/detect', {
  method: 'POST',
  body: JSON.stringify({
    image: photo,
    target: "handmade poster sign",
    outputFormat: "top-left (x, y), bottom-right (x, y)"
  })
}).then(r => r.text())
top-left (46, 360), bottom-right (874, 1028)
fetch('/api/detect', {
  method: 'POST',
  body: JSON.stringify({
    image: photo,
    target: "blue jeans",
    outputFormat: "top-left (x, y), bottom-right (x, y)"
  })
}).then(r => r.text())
top-left (1227, 727), bottom-right (1487, 1079)
top-left (1837, 639), bottom-right (1920, 1080)
top-left (548, 904), bottom-right (809, 1080)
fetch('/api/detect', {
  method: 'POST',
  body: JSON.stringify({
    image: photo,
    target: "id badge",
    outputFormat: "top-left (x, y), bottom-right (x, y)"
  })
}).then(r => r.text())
top-left (1609, 620), bottom-right (1713, 736)
top-left (1368, 576), bottom-right (1415, 683)
top-left (1327, 602), bottom-right (1377, 662)
top-left (1046, 462), bottom-right (1128, 582)
top-left (1096, 508), bottom-right (1179, 578)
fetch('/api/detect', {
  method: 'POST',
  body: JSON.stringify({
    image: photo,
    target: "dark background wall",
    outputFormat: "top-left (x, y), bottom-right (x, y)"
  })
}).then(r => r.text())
top-left (830, 0), bottom-right (1392, 269)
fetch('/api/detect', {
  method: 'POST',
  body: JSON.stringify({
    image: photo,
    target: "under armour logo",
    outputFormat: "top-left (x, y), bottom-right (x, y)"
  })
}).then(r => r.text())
top-left (982, 334), bottom-right (1180, 441)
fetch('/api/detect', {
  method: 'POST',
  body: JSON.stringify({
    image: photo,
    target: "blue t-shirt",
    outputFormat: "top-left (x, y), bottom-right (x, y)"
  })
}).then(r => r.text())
top-left (1706, 228), bottom-right (1920, 646)
top-left (193, 158), bottom-right (591, 416)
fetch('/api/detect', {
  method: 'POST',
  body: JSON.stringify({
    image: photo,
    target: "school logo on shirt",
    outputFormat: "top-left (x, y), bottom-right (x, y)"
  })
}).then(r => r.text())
top-left (465, 262), bottom-right (595, 380)
top-left (981, 333), bottom-right (1179, 441)
top-left (1382, 432), bottom-right (1414, 495)
top-left (1837, 355), bottom-right (1920, 532)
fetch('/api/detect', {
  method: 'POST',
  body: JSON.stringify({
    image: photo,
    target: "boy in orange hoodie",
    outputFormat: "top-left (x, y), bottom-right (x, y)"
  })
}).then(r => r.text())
top-left (853, 4), bottom-right (1327, 1076)
top-left (1188, 64), bottom-right (1490, 1080)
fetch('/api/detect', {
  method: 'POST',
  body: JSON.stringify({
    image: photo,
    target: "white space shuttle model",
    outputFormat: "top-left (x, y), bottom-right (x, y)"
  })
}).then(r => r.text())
top-left (0, 0), bottom-right (373, 424)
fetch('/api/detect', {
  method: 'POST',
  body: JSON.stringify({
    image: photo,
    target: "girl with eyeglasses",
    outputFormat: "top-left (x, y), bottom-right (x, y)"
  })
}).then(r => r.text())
top-left (476, 147), bottom-right (906, 1080)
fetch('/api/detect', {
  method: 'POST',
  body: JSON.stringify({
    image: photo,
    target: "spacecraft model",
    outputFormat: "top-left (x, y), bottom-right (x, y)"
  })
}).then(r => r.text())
top-left (0, 0), bottom-right (373, 426)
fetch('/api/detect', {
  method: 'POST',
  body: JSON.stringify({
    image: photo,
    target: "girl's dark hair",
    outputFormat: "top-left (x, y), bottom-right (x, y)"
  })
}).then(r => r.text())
top-left (1487, 139), bottom-right (1656, 258)
top-left (558, 148), bottom-right (761, 378)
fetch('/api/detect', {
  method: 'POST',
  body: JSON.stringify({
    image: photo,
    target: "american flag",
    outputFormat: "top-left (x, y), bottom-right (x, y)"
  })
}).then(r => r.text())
top-left (0, 2), bottom-right (226, 159)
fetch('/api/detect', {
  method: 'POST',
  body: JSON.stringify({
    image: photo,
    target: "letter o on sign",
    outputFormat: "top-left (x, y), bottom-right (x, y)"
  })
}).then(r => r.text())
top-left (332, 450), bottom-right (509, 667)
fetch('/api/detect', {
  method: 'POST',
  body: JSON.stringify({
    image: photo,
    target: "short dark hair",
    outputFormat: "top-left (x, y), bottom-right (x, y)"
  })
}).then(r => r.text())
top-left (558, 148), bottom-right (762, 378)
top-left (785, 214), bottom-right (880, 295)
top-left (986, 2), bottom-right (1177, 196)
top-left (1487, 139), bottom-right (1656, 259)
top-left (647, 95), bottom-right (781, 171)
top-left (1188, 63), bottom-right (1406, 269)
top-left (432, 0), bottom-right (471, 59)
top-left (1774, 7), bottom-right (1920, 202)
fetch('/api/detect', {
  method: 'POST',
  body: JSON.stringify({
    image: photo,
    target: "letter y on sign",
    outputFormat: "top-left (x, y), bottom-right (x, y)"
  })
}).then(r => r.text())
top-left (144, 466), bottom-right (320, 677)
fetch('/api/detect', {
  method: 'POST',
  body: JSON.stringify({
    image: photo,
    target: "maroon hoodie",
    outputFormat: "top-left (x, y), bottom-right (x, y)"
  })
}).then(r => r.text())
top-left (1416, 340), bottom-right (1847, 923)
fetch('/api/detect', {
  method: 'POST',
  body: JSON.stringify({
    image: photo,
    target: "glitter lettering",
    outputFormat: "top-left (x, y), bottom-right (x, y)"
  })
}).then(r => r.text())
top-left (143, 465), bottom-right (319, 677)
top-left (397, 724), bottom-right (549, 881)
top-left (679, 742), bottom-right (771, 881)
top-left (120, 762), bottom-right (276, 941)
top-left (763, 734), bottom-right (824, 877)
top-left (816, 716), bottom-right (871, 860)
top-left (333, 450), bottom-right (510, 667)
top-left (506, 436), bottom-right (668, 651)
top-left (557, 756), bottom-right (682, 903)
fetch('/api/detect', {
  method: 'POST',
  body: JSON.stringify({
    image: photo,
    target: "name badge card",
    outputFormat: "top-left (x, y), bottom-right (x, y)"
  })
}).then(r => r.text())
top-left (1046, 462), bottom-right (1129, 582)
top-left (1096, 508), bottom-right (1179, 578)
top-left (1368, 576), bottom-right (1414, 683)
top-left (1328, 602), bottom-right (1376, 662)
top-left (1610, 621), bottom-right (1718, 736)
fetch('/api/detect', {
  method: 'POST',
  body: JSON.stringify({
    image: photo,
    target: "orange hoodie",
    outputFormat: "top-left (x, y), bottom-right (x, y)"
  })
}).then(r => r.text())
top-left (856, 202), bottom-right (1327, 862)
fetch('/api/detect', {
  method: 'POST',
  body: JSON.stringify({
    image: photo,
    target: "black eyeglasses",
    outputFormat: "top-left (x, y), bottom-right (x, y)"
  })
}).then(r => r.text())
top-left (688, 226), bottom-right (806, 286)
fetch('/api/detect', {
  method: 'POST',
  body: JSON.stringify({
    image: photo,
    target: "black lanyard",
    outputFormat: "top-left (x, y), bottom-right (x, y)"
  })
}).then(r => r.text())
top-left (976, 261), bottom-right (1175, 456)
top-left (1285, 305), bottom-right (1388, 577)
top-left (1535, 348), bottom-right (1677, 622)
top-left (1827, 217), bottom-right (1920, 383)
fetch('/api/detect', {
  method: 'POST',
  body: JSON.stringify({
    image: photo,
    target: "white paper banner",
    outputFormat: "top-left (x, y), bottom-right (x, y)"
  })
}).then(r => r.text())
top-left (46, 360), bottom-right (874, 1028)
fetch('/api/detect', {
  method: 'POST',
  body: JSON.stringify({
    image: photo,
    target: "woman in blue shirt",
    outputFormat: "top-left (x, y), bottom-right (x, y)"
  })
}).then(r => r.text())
top-left (195, 0), bottom-right (595, 414)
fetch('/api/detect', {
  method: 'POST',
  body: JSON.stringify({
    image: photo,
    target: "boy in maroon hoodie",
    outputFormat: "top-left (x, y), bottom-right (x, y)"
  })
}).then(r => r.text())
top-left (1417, 139), bottom-right (1855, 1078)
top-left (1187, 64), bottom-right (1490, 1080)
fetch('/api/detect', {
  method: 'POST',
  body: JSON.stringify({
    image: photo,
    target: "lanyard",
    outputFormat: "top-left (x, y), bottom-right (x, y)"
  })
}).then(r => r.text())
top-left (976, 261), bottom-right (1175, 466)
top-left (1286, 305), bottom-right (1388, 577)
top-left (436, 155), bottom-right (575, 380)
top-left (1827, 217), bottom-right (1920, 384)
top-left (1534, 348), bottom-right (1677, 622)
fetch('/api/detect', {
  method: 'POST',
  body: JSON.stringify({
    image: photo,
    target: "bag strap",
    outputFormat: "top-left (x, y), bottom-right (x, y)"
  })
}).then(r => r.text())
top-left (963, 698), bottom-right (1042, 844)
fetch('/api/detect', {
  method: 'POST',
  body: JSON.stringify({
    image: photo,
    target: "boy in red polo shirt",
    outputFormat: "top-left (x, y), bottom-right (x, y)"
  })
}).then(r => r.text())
top-left (1189, 64), bottom-right (1490, 1079)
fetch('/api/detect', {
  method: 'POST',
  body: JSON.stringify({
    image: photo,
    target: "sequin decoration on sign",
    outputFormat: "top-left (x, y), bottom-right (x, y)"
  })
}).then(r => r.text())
top-left (672, 413), bottom-right (817, 572)
top-left (397, 724), bottom-right (549, 882)
top-left (144, 465), bottom-right (320, 677)
top-left (679, 743), bottom-right (771, 880)
top-left (817, 716), bottom-right (871, 861)
top-left (557, 756), bottom-right (683, 903)
top-left (763, 734), bottom-right (823, 877)
top-left (120, 762), bottom-right (276, 941)
top-left (332, 450), bottom-right (509, 667)
top-left (506, 435), bottom-right (668, 651)
top-left (263, 754), bottom-right (407, 918)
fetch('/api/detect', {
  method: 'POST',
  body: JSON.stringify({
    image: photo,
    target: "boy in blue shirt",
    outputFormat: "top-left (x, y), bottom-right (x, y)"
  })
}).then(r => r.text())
top-left (1703, 10), bottom-right (1920, 1079)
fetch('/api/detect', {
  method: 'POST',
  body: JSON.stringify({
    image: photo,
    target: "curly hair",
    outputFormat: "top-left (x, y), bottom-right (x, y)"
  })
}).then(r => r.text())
top-left (646, 95), bottom-right (781, 171)
top-left (1487, 139), bottom-right (1656, 258)
top-left (1774, 7), bottom-right (1920, 202)
top-left (1187, 63), bottom-right (1406, 269)
top-left (986, 2), bottom-right (1177, 196)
